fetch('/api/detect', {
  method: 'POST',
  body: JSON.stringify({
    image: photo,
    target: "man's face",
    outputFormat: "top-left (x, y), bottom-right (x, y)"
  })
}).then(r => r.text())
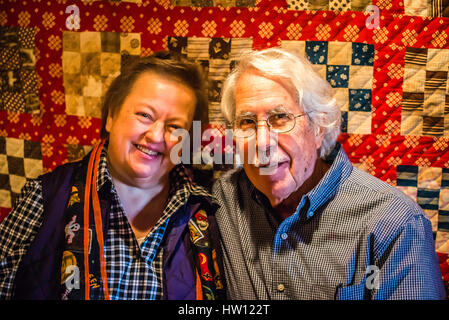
top-left (234, 71), bottom-right (324, 206)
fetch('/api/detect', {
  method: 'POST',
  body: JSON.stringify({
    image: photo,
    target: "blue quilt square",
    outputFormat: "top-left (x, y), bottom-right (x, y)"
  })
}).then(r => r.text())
top-left (438, 210), bottom-right (449, 231)
top-left (396, 165), bottom-right (418, 187)
top-left (417, 189), bottom-right (440, 211)
top-left (442, 168), bottom-right (449, 187)
top-left (326, 65), bottom-right (349, 88)
top-left (352, 43), bottom-right (374, 66)
top-left (341, 111), bottom-right (348, 133)
top-left (349, 89), bottom-right (371, 112)
top-left (167, 36), bottom-right (187, 57)
top-left (305, 41), bottom-right (328, 65)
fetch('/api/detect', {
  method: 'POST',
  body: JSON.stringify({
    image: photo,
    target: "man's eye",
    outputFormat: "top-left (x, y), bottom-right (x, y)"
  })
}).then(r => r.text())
top-left (237, 118), bottom-right (256, 128)
top-left (272, 113), bottom-right (289, 120)
top-left (270, 113), bottom-right (291, 125)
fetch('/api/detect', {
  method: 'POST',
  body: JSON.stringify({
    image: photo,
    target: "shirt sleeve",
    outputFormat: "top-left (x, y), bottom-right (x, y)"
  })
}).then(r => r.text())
top-left (372, 213), bottom-right (446, 300)
top-left (0, 179), bottom-right (44, 300)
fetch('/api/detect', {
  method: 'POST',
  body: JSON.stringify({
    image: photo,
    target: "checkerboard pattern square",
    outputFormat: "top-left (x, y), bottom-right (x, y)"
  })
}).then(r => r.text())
top-left (168, 36), bottom-right (252, 125)
top-left (405, 0), bottom-right (449, 17)
top-left (0, 26), bottom-right (40, 114)
top-left (396, 165), bottom-right (449, 239)
top-left (286, 0), bottom-right (371, 11)
top-left (0, 137), bottom-right (43, 208)
top-left (281, 40), bottom-right (374, 134)
top-left (401, 47), bottom-right (449, 137)
top-left (62, 31), bottom-right (140, 118)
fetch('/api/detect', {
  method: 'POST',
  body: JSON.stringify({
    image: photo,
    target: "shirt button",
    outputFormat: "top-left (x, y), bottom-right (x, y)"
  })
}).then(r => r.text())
top-left (281, 233), bottom-right (288, 240)
top-left (277, 284), bottom-right (285, 292)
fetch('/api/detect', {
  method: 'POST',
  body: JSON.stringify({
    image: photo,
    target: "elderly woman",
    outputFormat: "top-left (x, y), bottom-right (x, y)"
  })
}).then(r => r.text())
top-left (0, 52), bottom-right (224, 300)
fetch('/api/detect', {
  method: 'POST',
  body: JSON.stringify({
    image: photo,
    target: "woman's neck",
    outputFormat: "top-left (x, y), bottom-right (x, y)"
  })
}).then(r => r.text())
top-left (111, 175), bottom-right (171, 240)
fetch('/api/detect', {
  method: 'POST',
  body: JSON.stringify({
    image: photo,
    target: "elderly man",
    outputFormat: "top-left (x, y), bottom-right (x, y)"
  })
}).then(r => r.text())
top-left (213, 47), bottom-right (446, 300)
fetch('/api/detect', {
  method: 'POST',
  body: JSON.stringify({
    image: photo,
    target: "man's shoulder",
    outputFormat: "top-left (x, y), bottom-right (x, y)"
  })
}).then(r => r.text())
top-left (350, 167), bottom-right (420, 203)
top-left (341, 166), bottom-right (426, 223)
top-left (212, 167), bottom-right (249, 202)
top-left (213, 167), bottom-right (245, 188)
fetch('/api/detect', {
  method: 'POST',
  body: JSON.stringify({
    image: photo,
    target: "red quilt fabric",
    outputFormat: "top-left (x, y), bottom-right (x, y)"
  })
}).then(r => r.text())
top-left (0, 0), bottom-right (448, 298)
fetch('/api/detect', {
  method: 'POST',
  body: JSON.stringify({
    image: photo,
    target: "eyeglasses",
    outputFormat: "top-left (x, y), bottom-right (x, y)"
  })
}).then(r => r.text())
top-left (232, 112), bottom-right (307, 138)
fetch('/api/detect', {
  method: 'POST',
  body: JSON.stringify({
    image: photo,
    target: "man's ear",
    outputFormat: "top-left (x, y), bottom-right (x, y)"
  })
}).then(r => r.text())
top-left (315, 126), bottom-right (325, 149)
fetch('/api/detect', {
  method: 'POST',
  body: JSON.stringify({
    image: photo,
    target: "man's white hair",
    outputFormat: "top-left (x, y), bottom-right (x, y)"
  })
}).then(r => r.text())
top-left (221, 47), bottom-right (341, 158)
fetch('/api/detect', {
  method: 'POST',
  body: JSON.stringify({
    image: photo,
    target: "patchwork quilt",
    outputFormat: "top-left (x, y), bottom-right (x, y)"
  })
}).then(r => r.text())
top-left (0, 0), bottom-right (448, 296)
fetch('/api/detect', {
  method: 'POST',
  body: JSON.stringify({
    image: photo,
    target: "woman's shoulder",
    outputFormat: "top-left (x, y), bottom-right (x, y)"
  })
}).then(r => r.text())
top-left (10, 178), bottom-right (43, 214)
top-left (0, 178), bottom-right (44, 254)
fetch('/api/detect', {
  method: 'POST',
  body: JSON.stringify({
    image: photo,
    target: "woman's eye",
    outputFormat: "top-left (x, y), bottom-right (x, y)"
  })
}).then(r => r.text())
top-left (137, 112), bottom-right (153, 120)
top-left (167, 124), bottom-right (182, 132)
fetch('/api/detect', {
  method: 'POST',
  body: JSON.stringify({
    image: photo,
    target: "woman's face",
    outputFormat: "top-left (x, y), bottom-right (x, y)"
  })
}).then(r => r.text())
top-left (105, 71), bottom-right (197, 188)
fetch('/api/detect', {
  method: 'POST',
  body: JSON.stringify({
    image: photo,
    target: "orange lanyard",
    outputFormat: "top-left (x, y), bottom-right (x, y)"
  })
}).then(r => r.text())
top-left (83, 139), bottom-right (110, 300)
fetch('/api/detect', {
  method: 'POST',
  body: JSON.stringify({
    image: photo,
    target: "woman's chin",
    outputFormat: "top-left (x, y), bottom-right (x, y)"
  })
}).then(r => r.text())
top-left (130, 162), bottom-right (174, 184)
top-left (128, 166), bottom-right (160, 182)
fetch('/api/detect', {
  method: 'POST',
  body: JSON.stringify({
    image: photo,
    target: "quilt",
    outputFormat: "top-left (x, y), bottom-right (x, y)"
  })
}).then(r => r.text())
top-left (0, 0), bottom-right (448, 296)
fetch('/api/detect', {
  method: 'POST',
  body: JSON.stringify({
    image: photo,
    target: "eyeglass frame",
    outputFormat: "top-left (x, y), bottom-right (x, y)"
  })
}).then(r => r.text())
top-left (232, 112), bottom-right (308, 138)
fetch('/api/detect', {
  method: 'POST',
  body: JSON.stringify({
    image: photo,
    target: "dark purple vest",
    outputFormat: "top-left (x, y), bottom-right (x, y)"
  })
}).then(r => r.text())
top-left (12, 157), bottom-right (224, 300)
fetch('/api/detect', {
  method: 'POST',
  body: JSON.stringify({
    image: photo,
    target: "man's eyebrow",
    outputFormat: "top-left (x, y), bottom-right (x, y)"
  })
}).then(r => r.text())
top-left (235, 111), bottom-right (256, 118)
top-left (268, 105), bottom-right (289, 113)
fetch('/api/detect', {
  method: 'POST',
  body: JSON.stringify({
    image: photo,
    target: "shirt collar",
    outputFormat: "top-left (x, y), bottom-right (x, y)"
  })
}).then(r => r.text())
top-left (168, 164), bottom-right (217, 203)
top-left (304, 142), bottom-right (353, 219)
top-left (251, 142), bottom-right (353, 220)
top-left (97, 142), bottom-right (112, 192)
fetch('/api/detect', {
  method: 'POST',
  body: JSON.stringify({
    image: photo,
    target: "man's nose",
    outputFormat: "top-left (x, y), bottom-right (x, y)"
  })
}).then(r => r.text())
top-left (256, 121), bottom-right (274, 152)
top-left (255, 122), bottom-right (276, 164)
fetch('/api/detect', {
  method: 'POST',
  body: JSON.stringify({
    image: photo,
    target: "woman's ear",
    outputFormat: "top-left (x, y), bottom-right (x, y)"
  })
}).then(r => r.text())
top-left (105, 113), bottom-right (113, 133)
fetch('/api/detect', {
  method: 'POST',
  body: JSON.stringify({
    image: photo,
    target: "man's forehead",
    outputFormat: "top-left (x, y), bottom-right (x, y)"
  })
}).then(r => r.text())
top-left (235, 71), bottom-right (300, 110)
top-left (235, 105), bottom-right (291, 116)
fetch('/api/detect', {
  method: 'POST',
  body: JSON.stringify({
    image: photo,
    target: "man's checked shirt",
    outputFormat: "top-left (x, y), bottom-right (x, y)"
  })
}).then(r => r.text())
top-left (213, 144), bottom-right (446, 300)
top-left (0, 144), bottom-right (212, 300)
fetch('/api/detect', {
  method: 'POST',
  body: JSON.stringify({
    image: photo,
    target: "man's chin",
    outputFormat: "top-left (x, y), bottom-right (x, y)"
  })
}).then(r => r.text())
top-left (264, 188), bottom-right (292, 207)
top-left (251, 178), bottom-right (294, 205)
